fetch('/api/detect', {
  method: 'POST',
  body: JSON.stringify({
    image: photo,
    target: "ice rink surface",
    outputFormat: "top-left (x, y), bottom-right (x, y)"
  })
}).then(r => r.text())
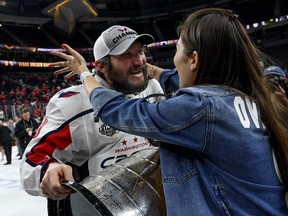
top-left (0, 146), bottom-right (48, 216)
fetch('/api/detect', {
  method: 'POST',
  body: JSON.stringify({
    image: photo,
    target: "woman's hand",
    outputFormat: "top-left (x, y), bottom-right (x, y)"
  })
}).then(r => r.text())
top-left (49, 44), bottom-right (89, 79)
top-left (146, 63), bottom-right (164, 81)
top-left (49, 43), bottom-right (102, 95)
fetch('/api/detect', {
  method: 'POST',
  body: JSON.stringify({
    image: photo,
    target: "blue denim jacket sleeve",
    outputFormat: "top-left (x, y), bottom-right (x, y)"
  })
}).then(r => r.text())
top-left (90, 87), bottom-right (207, 152)
top-left (89, 87), bottom-right (123, 122)
top-left (159, 68), bottom-right (179, 94)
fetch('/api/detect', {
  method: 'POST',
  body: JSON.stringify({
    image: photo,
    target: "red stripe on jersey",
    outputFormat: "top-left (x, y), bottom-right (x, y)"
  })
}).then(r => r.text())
top-left (34, 118), bottom-right (48, 138)
top-left (27, 124), bottom-right (72, 165)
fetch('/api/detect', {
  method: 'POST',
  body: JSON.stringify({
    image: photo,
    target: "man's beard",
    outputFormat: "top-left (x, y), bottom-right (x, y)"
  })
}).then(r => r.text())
top-left (108, 65), bottom-right (149, 94)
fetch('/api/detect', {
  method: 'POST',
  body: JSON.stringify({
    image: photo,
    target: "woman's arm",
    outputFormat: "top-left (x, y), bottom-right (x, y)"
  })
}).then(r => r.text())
top-left (146, 63), bottom-right (165, 81)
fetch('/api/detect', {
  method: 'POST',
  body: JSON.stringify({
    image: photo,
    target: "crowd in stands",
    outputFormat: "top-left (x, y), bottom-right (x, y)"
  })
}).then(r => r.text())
top-left (0, 70), bottom-right (79, 121)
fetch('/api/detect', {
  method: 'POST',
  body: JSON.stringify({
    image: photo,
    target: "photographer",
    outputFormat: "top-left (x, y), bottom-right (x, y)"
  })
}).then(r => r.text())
top-left (264, 66), bottom-right (288, 108)
top-left (15, 108), bottom-right (39, 159)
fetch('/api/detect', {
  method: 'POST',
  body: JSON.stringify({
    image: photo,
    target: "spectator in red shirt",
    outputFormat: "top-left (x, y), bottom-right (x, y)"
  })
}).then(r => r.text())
top-left (0, 91), bottom-right (7, 104)
top-left (42, 83), bottom-right (47, 93)
top-left (20, 86), bottom-right (27, 98)
top-left (31, 88), bottom-right (40, 98)
top-left (9, 89), bottom-right (16, 98)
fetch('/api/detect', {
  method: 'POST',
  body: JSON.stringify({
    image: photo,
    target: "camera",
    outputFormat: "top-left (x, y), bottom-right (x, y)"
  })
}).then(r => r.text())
top-left (268, 76), bottom-right (288, 96)
top-left (264, 66), bottom-right (288, 97)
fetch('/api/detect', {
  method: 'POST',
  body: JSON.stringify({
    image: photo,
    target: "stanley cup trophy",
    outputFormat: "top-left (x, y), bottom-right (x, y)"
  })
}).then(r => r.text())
top-left (61, 147), bottom-right (166, 216)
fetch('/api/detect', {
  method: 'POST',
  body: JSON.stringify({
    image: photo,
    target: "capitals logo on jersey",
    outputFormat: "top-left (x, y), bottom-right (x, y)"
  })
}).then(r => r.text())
top-left (58, 91), bottom-right (80, 98)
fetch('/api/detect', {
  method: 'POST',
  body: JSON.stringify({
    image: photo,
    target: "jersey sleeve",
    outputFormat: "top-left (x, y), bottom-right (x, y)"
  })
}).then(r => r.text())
top-left (20, 94), bottom-right (72, 197)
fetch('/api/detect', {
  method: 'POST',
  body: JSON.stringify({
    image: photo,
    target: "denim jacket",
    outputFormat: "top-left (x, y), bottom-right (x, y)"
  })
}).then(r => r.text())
top-left (90, 70), bottom-right (288, 216)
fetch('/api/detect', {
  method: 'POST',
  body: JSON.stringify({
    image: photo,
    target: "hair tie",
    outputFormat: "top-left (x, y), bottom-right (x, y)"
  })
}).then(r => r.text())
top-left (225, 9), bottom-right (239, 20)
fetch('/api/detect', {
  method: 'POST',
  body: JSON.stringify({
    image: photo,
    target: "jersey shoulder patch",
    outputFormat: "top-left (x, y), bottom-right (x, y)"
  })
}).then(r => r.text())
top-left (58, 91), bottom-right (80, 98)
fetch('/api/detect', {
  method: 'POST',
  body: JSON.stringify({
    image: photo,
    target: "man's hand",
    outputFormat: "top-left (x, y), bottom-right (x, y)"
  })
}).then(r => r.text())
top-left (26, 128), bottom-right (32, 136)
top-left (40, 162), bottom-right (74, 200)
top-left (274, 86), bottom-right (288, 107)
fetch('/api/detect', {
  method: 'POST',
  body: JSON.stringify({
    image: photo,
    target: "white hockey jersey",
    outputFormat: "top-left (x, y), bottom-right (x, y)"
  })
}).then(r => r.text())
top-left (20, 75), bottom-right (164, 197)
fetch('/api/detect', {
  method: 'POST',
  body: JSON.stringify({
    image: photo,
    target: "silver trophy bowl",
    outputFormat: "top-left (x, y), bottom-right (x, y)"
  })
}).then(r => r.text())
top-left (62, 147), bottom-right (166, 216)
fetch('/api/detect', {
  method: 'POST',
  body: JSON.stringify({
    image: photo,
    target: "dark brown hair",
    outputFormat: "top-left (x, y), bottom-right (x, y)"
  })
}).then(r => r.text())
top-left (21, 108), bottom-right (30, 114)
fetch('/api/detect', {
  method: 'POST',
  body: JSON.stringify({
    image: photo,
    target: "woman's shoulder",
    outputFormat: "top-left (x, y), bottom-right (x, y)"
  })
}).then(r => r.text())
top-left (179, 85), bottom-right (238, 97)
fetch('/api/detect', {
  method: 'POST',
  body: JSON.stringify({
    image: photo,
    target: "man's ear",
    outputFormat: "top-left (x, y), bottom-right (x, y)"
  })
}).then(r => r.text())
top-left (95, 61), bottom-right (108, 74)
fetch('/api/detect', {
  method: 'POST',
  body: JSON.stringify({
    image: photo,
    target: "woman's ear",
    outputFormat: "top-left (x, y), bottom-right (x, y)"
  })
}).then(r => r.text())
top-left (190, 51), bottom-right (199, 72)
